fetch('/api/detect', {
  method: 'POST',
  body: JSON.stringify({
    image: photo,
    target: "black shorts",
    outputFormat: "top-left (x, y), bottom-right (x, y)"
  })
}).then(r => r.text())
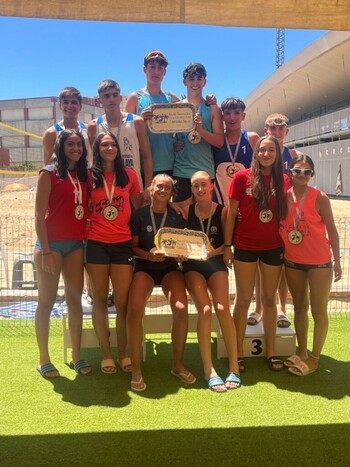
top-left (183, 255), bottom-right (228, 281)
top-left (284, 258), bottom-right (333, 271)
top-left (134, 261), bottom-right (182, 286)
top-left (84, 240), bottom-right (134, 265)
top-left (234, 247), bottom-right (284, 266)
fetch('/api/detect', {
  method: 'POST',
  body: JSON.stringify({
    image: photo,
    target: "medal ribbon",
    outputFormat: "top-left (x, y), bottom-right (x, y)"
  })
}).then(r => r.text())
top-left (150, 206), bottom-right (168, 234)
top-left (225, 131), bottom-right (242, 164)
top-left (289, 187), bottom-right (309, 231)
top-left (103, 175), bottom-right (116, 207)
top-left (197, 202), bottom-right (214, 237)
top-left (67, 171), bottom-right (82, 206)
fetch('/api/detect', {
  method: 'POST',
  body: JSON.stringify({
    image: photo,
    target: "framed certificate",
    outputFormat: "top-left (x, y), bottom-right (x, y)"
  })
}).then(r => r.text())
top-left (147, 103), bottom-right (196, 134)
top-left (154, 227), bottom-right (212, 260)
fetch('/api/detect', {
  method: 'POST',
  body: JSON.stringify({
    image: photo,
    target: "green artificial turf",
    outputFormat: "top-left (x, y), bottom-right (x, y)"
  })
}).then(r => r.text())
top-left (0, 317), bottom-right (349, 466)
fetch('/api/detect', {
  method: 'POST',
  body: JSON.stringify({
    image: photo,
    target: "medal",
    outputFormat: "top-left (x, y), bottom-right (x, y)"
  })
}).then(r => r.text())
top-left (103, 175), bottom-right (117, 221)
top-left (188, 130), bottom-right (201, 144)
top-left (75, 205), bottom-right (84, 220)
top-left (103, 205), bottom-right (118, 221)
top-left (288, 229), bottom-right (303, 245)
top-left (67, 171), bottom-right (84, 221)
top-left (259, 209), bottom-right (273, 223)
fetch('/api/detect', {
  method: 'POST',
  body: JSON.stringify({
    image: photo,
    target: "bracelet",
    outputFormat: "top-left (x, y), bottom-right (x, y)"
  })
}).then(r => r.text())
top-left (224, 245), bottom-right (232, 248)
top-left (41, 252), bottom-right (52, 256)
top-left (333, 257), bottom-right (342, 262)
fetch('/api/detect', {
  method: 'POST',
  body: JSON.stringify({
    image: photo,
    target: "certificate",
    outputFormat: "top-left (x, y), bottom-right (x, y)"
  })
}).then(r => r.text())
top-left (147, 103), bottom-right (196, 134)
top-left (154, 227), bottom-right (212, 260)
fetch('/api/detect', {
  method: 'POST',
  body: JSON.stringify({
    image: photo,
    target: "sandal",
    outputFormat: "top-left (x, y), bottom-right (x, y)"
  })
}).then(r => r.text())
top-left (247, 311), bottom-right (262, 326)
top-left (267, 356), bottom-right (284, 371)
top-left (118, 357), bottom-right (132, 373)
top-left (238, 357), bottom-right (246, 373)
top-left (131, 377), bottom-right (146, 392)
top-left (225, 372), bottom-right (241, 390)
top-left (277, 314), bottom-right (291, 328)
top-left (69, 360), bottom-right (91, 375)
top-left (37, 363), bottom-right (60, 379)
top-left (101, 358), bottom-right (117, 374)
top-left (206, 376), bottom-right (227, 393)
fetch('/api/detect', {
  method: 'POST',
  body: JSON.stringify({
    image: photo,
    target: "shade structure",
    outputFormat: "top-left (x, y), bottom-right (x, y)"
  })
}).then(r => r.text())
top-left (0, 0), bottom-right (349, 30)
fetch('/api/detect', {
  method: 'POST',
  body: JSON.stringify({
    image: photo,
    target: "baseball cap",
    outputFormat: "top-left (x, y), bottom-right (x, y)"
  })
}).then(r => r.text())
top-left (265, 113), bottom-right (289, 127)
top-left (144, 50), bottom-right (168, 67)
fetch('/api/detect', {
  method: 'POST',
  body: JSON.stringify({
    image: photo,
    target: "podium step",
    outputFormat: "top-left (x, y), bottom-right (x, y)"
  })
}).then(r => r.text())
top-left (217, 320), bottom-right (296, 359)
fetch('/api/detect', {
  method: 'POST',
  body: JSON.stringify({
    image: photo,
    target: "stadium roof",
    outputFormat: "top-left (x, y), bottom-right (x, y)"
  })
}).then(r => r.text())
top-left (244, 31), bottom-right (350, 133)
top-left (0, 0), bottom-right (349, 30)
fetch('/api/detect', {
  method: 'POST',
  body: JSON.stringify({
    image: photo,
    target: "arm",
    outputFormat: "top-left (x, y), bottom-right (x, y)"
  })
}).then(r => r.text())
top-left (87, 120), bottom-right (97, 148)
top-left (196, 104), bottom-right (224, 148)
top-left (131, 234), bottom-right (165, 263)
top-left (134, 117), bottom-right (153, 190)
top-left (42, 128), bottom-right (57, 165)
top-left (34, 171), bottom-right (56, 274)
top-left (223, 199), bottom-right (239, 267)
top-left (124, 93), bottom-right (138, 114)
top-left (248, 131), bottom-right (260, 151)
top-left (317, 192), bottom-right (342, 281)
top-left (207, 206), bottom-right (227, 259)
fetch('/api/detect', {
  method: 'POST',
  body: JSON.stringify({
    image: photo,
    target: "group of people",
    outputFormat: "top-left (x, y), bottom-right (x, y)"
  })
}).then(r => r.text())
top-left (34, 49), bottom-right (342, 392)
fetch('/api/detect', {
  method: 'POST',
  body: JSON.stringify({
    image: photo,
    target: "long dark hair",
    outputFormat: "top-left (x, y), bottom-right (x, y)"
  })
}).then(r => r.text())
top-left (54, 129), bottom-right (88, 181)
top-left (251, 135), bottom-right (287, 220)
top-left (91, 132), bottom-right (129, 188)
top-left (290, 154), bottom-right (315, 173)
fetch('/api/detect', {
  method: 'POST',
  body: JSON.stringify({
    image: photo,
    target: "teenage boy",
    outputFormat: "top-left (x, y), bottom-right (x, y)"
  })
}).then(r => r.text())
top-left (88, 79), bottom-right (153, 191)
top-left (248, 113), bottom-right (297, 328)
top-left (124, 50), bottom-right (179, 176)
top-left (213, 97), bottom-right (259, 206)
top-left (43, 86), bottom-right (90, 166)
top-left (172, 63), bottom-right (224, 202)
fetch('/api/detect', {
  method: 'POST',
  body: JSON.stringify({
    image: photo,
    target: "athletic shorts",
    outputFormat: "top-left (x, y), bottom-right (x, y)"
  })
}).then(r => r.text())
top-left (134, 261), bottom-right (182, 286)
top-left (234, 247), bottom-right (284, 266)
top-left (284, 258), bottom-right (332, 271)
top-left (84, 240), bottom-right (134, 265)
top-left (35, 239), bottom-right (83, 256)
top-left (183, 255), bottom-right (228, 281)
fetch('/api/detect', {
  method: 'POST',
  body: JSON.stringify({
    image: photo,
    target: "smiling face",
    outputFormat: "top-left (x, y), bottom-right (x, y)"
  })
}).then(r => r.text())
top-left (290, 161), bottom-right (314, 187)
top-left (64, 133), bottom-right (84, 168)
top-left (99, 134), bottom-right (118, 164)
top-left (183, 74), bottom-right (206, 96)
top-left (191, 171), bottom-right (213, 201)
top-left (257, 138), bottom-right (278, 174)
top-left (59, 96), bottom-right (82, 119)
top-left (151, 175), bottom-right (173, 203)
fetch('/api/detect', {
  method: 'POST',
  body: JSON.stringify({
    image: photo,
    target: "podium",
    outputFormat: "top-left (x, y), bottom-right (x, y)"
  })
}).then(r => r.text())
top-left (217, 321), bottom-right (296, 359)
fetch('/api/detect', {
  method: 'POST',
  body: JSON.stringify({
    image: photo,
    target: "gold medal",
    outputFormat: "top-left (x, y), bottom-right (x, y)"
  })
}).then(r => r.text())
top-left (259, 209), bottom-right (273, 223)
top-left (188, 130), bottom-right (201, 144)
top-left (103, 206), bottom-right (118, 221)
top-left (288, 229), bottom-right (303, 245)
top-left (75, 205), bottom-right (84, 220)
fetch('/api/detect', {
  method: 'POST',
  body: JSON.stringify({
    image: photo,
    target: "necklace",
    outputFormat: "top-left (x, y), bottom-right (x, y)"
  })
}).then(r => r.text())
top-left (288, 187), bottom-right (309, 244)
top-left (102, 175), bottom-right (118, 221)
top-left (67, 171), bottom-right (84, 220)
top-left (150, 206), bottom-right (168, 234)
top-left (196, 202), bottom-right (214, 236)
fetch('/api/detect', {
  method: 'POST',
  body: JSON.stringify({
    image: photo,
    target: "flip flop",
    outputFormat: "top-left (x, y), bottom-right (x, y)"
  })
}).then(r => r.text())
top-left (284, 355), bottom-right (302, 368)
top-left (225, 372), bottom-right (241, 390)
top-left (267, 356), bottom-right (284, 371)
top-left (69, 360), bottom-right (91, 375)
top-left (131, 377), bottom-right (146, 392)
top-left (37, 363), bottom-right (60, 379)
top-left (289, 361), bottom-right (317, 376)
top-left (277, 314), bottom-right (291, 328)
top-left (206, 376), bottom-right (227, 393)
top-left (171, 369), bottom-right (196, 384)
top-left (118, 357), bottom-right (132, 373)
top-left (82, 293), bottom-right (93, 305)
top-left (247, 311), bottom-right (262, 326)
top-left (101, 358), bottom-right (117, 374)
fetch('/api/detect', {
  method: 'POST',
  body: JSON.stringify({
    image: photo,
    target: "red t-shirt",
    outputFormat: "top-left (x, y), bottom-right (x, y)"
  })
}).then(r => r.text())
top-left (229, 168), bottom-right (289, 251)
top-left (87, 168), bottom-right (140, 243)
top-left (44, 168), bottom-right (88, 241)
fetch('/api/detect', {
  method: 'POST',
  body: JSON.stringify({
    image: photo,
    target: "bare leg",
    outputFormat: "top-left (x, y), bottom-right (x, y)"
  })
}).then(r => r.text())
top-left (162, 271), bottom-right (192, 378)
top-left (127, 272), bottom-right (153, 390)
top-left (34, 249), bottom-right (62, 377)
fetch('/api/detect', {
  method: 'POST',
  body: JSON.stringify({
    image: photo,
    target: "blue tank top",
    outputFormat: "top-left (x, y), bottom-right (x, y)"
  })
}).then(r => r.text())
top-left (173, 103), bottom-right (214, 179)
top-left (136, 89), bottom-right (174, 172)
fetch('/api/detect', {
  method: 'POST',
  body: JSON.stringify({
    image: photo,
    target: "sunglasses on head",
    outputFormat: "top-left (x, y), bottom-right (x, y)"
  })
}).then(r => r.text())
top-left (290, 168), bottom-right (314, 176)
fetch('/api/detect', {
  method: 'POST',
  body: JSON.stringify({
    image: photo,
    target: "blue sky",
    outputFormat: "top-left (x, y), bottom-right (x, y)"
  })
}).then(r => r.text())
top-left (0, 16), bottom-right (326, 104)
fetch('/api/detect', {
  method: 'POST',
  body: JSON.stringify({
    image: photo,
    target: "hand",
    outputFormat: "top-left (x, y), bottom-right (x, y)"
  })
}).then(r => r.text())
top-left (148, 248), bottom-right (165, 262)
top-left (205, 94), bottom-right (217, 106)
top-left (140, 106), bottom-right (153, 121)
top-left (223, 248), bottom-right (233, 268)
top-left (42, 253), bottom-right (56, 275)
top-left (333, 261), bottom-right (342, 282)
top-left (194, 112), bottom-right (203, 131)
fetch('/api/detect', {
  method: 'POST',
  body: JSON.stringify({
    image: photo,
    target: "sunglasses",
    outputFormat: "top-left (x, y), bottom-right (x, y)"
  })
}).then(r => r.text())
top-left (290, 168), bottom-right (314, 176)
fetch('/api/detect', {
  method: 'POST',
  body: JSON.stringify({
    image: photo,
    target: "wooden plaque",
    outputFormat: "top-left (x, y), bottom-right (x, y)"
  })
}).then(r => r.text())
top-left (147, 103), bottom-right (195, 134)
top-left (154, 227), bottom-right (212, 260)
